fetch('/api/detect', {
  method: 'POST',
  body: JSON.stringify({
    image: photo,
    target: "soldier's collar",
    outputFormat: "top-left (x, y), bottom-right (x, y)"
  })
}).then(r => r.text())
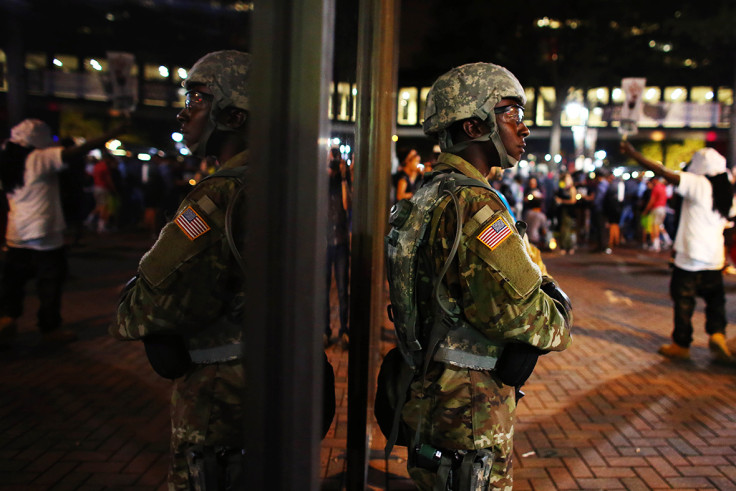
top-left (435, 153), bottom-right (491, 186)
top-left (220, 149), bottom-right (249, 170)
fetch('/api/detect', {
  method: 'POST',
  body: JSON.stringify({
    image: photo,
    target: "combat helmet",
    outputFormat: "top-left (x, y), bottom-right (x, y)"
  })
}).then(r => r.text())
top-left (183, 50), bottom-right (251, 156)
top-left (423, 62), bottom-right (526, 168)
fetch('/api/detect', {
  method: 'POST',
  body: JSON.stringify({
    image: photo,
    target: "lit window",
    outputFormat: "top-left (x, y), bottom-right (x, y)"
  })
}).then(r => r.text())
top-left (523, 87), bottom-right (535, 126)
top-left (336, 82), bottom-right (352, 121)
top-left (397, 87), bottom-right (418, 126)
top-left (0, 50), bottom-right (6, 92)
top-left (50, 54), bottom-right (80, 98)
top-left (717, 87), bottom-right (733, 127)
top-left (25, 52), bottom-right (47, 95)
top-left (665, 86), bottom-right (687, 102)
top-left (535, 87), bottom-right (556, 127)
top-left (586, 87), bottom-right (608, 127)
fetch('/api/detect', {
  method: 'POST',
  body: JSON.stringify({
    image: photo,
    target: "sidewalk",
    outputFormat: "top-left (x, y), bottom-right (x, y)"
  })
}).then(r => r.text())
top-left (1, 234), bottom-right (735, 490)
top-left (323, 245), bottom-right (736, 490)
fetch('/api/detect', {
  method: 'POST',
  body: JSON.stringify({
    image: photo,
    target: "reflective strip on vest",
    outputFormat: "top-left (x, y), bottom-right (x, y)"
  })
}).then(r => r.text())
top-left (433, 347), bottom-right (499, 371)
top-left (189, 343), bottom-right (242, 364)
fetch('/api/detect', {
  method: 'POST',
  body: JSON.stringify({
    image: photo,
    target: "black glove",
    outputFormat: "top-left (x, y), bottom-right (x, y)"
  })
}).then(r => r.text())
top-left (495, 342), bottom-right (544, 388)
top-left (541, 278), bottom-right (572, 328)
top-left (143, 333), bottom-right (191, 380)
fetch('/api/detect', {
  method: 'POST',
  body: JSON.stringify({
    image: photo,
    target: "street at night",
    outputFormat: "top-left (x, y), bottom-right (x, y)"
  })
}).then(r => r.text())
top-left (1, 231), bottom-right (735, 490)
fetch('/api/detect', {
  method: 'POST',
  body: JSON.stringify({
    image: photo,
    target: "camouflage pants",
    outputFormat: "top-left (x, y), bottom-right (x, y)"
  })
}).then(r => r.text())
top-left (407, 449), bottom-right (512, 491)
top-left (168, 363), bottom-right (245, 490)
top-left (669, 266), bottom-right (726, 347)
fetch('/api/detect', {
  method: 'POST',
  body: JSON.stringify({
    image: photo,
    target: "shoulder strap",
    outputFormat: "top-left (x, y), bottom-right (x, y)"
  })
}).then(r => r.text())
top-left (199, 166), bottom-right (248, 275)
top-left (199, 165), bottom-right (248, 185)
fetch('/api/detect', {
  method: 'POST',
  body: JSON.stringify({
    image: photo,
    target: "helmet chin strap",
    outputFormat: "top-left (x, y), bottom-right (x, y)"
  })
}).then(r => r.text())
top-left (490, 131), bottom-right (516, 168)
top-left (188, 119), bottom-right (217, 158)
top-left (444, 130), bottom-right (517, 169)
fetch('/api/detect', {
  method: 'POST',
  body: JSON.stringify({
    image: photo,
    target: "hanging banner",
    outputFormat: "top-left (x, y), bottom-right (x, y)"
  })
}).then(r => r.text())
top-left (106, 51), bottom-right (137, 114)
top-left (619, 77), bottom-right (646, 136)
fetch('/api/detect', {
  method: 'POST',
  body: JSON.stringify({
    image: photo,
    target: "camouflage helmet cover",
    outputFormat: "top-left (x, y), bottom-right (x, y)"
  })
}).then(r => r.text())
top-left (184, 50), bottom-right (251, 121)
top-left (423, 62), bottom-right (526, 150)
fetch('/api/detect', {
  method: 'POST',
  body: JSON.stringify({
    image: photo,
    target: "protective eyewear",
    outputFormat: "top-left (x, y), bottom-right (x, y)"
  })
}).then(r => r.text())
top-left (493, 104), bottom-right (525, 125)
top-left (184, 90), bottom-right (214, 110)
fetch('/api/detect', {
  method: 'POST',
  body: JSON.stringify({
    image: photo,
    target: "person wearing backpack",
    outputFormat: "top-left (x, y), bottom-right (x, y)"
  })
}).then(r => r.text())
top-left (384, 63), bottom-right (573, 490)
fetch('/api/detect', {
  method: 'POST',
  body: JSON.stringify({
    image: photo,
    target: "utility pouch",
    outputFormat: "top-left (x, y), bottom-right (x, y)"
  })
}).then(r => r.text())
top-left (414, 443), bottom-right (444, 471)
top-left (462, 448), bottom-right (495, 491)
top-left (143, 333), bottom-right (192, 380)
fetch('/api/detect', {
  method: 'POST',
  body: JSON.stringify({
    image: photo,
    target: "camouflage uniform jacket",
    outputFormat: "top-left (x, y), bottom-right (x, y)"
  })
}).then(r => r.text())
top-left (110, 150), bottom-right (248, 452)
top-left (402, 152), bottom-right (572, 457)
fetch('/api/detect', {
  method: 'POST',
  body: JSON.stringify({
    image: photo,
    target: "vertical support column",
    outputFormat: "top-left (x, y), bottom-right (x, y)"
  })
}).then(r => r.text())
top-left (5, 7), bottom-right (27, 127)
top-left (347, 0), bottom-right (399, 488)
top-left (729, 58), bottom-right (736, 167)
top-left (244, 0), bottom-right (334, 489)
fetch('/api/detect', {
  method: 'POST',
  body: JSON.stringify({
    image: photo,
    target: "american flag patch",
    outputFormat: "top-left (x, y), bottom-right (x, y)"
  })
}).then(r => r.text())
top-left (477, 216), bottom-right (512, 250)
top-left (175, 206), bottom-right (210, 240)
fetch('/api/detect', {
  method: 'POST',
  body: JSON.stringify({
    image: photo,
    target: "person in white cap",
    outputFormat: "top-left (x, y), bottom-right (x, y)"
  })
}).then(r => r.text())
top-left (621, 141), bottom-right (735, 363)
top-left (0, 118), bottom-right (128, 346)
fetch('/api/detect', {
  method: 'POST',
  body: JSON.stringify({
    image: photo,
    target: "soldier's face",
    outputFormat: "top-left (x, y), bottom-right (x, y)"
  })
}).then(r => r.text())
top-left (494, 98), bottom-right (530, 163)
top-left (176, 84), bottom-right (214, 150)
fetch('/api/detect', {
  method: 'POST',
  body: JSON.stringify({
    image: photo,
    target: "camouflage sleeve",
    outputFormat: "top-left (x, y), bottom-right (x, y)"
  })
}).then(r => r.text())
top-left (434, 188), bottom-right (572, 352)
top-left (110, 180), bottom-right (238, 341)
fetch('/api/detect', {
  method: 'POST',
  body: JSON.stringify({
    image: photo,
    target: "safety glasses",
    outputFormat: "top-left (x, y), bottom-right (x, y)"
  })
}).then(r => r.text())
top-left (493, 104), bottom-right (525, 125)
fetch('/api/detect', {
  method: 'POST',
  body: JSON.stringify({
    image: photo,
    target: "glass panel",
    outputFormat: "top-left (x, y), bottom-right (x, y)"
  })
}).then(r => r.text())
top-left (51, 54), bottom-right (79, 98)
top-left (25, 52), bottom-right (47, 94)
top-left (689, 87), bottom-right (717, 127)
top-left (336, 82), bottom-right (351, 121)
top-left (587, 87), bottom-right (608, 127)
top-left (535, 87), bottom-right (555, 126)
top-left (144, 63), bottom-right (169, 81)
top-left (690, 86), bottom-right (713, 103)
top-left (82, 57), bottom-right (108, 101)
top-left (638, 87), bottom-right (661, 128)
top-left (664, 86), bottom-right (687, 102)
top-left (717, 87), bottom-right (733, 127)
top-left (351, 84), bottom-right (357, 122)
top-left (327, 81), bottom-right (334, 119)
top-left (561, 88), bottom-right (585, 127)
top-left (662, 87), bottom-right (687, 128)
top-left (0, 49), bottom-right (7, 92)
top-left (397, 87), bottom-right (418, 126)
top-left (523, 87), bottom-right (535, 126)
top-left (143, 63), bottom-right (170, 106)
top-left (419, 87), bottom-right (430, 125)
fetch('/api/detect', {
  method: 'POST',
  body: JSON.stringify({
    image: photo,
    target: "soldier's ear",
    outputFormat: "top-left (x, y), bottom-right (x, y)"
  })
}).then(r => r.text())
top-left (220, 108), bottom-right (248, 130)
top-left (461, 118), bottom-right (486, 139)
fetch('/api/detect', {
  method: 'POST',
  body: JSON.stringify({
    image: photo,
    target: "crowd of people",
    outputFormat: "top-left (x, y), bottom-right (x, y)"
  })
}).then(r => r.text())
top-left (394, 149), bottom-right (736, 263)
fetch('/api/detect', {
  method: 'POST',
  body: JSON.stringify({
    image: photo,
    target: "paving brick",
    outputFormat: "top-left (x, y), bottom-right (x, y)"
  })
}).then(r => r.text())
top-left (562, 457), bottom-right (593, 479)
top-left (575, 477), bottom-right (625, 489)
top-left (5, 236), bottom-right (736, 490)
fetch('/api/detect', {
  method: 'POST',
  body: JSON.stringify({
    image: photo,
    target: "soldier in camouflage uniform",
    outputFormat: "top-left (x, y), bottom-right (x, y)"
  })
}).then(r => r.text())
top-left (397, 63), bottom-right (573, 490)
top-left (110, 50), bottom-right (251, 490)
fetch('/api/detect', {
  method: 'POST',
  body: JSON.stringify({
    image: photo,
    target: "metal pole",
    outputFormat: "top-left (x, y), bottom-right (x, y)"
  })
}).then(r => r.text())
top-left (244, 0), bottom-right (334, 488)
top-left (347, 0), bottom-right (399, 488)
top-left (4, 6), bottom-right (27, 128)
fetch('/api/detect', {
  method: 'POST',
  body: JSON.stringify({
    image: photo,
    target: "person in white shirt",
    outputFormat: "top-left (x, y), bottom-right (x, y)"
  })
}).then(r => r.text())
top-left (621, 141), bottom-right (734, 363)
top-left (0, 118), bottom-right (127, 346)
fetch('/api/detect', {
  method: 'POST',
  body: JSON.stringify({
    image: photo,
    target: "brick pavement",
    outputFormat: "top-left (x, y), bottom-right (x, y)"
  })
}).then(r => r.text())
top-left (2, 232), bottom-right (736, 490)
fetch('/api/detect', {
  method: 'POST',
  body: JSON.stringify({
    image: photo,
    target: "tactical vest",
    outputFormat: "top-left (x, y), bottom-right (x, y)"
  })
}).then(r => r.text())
top-left (384, 171), bottom-right (505, 372)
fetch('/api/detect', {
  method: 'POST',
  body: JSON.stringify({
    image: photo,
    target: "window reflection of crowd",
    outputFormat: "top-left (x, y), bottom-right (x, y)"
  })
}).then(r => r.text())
top-left (61, 152), bottom-right (209, 241)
